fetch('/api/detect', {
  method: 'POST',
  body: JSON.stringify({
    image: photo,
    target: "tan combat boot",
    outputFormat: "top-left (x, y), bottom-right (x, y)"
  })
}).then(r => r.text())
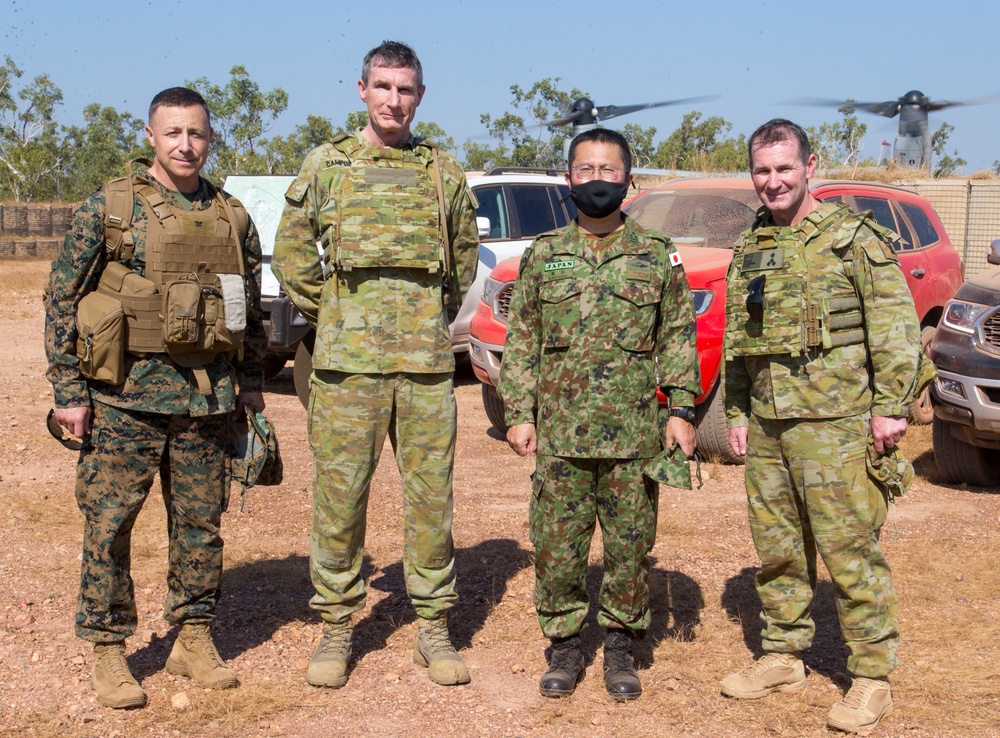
top-left (306, 620), bottom-right (353, 688)
top-left (827, 676), bottom-right (893, 733)
top-left (92, 642), bottom-right (146, 709)
top-left (720, 652), bottom-right (806, 699)
top-left (165, 623), bottom-right (238, 689)
top-left (413, 617), bottom-right (470, 686)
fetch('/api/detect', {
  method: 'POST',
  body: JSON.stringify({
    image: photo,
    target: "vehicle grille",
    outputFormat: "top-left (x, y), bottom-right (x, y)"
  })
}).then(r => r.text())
top-left (494, 284), bottom-right (515, 324)
top-left (982, 307), bottom-right (1000, 350)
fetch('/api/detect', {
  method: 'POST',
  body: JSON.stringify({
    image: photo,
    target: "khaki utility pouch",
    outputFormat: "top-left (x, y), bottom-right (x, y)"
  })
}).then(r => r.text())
top-left (76, 290), bottom-right (126, 385)
top-left (162, 275), bottom-right (205, 349)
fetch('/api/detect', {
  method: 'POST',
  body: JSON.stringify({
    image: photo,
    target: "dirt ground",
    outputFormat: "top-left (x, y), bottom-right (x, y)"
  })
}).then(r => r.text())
top-left (1, 260), bottom-right (999, 738)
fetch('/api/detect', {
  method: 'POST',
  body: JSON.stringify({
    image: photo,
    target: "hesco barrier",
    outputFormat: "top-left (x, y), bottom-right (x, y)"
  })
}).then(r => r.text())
top-left (899, 179), bottom-right (1000, 277)
top-left (0, 202), bottom-right (76, 259)
top-left (2, 181), bottom-right (999, 271)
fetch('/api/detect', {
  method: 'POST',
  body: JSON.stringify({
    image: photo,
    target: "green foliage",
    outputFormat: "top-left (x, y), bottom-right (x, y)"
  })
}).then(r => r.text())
top-left (61, 103), bottom-right (148, 200)
top-left (650, 111), bottom-right (745, 171)
top-left (931, 122), bottom-right (966, 178)
top-left (620, 123), bottom-right (657, 169)
top-left (414, 121), bottom-right (454, 153)
top-left (0, 55), bottom-right (66, 201)
top-left (187, 66), bottom-right (289, 180)
top-left (265, 114), bottom-right (336, 175)
top-left (806, 101), bottom-right (867, 173)
top-left (341, 110), bottom-right (369, 133)
top-left (463, 78), bottom-right (585, 170)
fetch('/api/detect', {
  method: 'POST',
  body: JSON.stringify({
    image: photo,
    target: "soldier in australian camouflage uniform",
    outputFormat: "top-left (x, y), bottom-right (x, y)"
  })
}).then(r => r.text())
top-left (44, 88), bottom-right (266, 709)
top-left (720, 119), bottom-right (921, 733)
top-left (498, 129), bottom-right (700, 701)
top-left (272, 41), bottom-right (478, 689)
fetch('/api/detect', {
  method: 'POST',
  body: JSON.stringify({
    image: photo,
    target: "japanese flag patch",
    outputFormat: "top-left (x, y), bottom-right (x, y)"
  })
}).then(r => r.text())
top-left (669, 251), bottom-right (683, 267)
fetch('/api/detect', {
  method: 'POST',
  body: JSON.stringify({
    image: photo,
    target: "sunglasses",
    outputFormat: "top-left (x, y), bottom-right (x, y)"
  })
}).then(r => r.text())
top-left (46, 409), bottom-right (90, 451)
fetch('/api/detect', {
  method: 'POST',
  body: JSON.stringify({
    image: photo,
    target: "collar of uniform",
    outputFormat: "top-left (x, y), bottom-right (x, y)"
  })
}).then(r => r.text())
top-left (135, 162), bottom-right (212, 209)
top-left (573, 214), bottom-right (639, 266)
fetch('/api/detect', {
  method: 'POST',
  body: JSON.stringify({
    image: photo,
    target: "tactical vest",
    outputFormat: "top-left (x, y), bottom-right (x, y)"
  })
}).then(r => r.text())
top-left (96, 160), bottom-right (249, 392)
top-left (316, 136), bottom-right (445, 274)
top-left (726, 202), bottom-right (869, 358)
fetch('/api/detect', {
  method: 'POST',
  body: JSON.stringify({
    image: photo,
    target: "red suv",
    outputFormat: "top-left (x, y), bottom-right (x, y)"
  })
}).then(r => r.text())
top-left (469, 178), bottom-right (964, 462)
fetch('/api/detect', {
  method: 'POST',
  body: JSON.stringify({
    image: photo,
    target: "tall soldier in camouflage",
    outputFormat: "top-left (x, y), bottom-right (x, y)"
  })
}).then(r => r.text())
top-left (272, 41), bottom-right (478, 689)
top-left (44, 87), bottom-right (266, 709)
top-left (720, 119), bottom-right (921, 733)
top-left (498, 129), bottom-right (700, 701)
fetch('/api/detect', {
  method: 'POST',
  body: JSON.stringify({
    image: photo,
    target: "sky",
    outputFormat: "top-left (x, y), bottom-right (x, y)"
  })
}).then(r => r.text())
top-left (4, 0), bottom-right (999, 172)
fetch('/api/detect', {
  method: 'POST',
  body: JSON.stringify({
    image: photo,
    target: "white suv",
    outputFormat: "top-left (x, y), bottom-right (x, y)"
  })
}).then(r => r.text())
top-left (225, 167), bottom-right (575, 400)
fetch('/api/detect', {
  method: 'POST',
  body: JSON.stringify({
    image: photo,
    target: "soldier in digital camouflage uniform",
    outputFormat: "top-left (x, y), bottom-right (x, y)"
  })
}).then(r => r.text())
top-left (272, 41), bottom-right (478, 689)
top-left (44, 87), bottom-right (266, 709)
top-left (720, 119), bottom-right (921, 733)
top-left (498, 129), bottom-right (700, 701)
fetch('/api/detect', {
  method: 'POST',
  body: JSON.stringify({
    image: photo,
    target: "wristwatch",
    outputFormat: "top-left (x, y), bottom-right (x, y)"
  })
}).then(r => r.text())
top-left (668, 406), bottom-right (696, 423)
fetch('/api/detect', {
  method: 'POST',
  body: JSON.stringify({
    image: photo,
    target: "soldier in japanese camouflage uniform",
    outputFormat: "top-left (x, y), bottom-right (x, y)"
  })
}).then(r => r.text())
top-left (272, 41), bottom-right (479, 689)
top-left (720, 119), bottom-right (922, 733)
top-left (44, 87), bottom-right (266, 709)
top-left (498, 129), bottom-right (700, 701)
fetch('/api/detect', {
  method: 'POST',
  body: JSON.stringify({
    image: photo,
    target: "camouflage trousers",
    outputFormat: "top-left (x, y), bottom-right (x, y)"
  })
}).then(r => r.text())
top-left (529, 455), bottom-right (658, 639)
top-left (74, 401), bottom-right (229, 643)
top-left (746, 413), bottom-right (898, 678)
top-left (307, 371), bottom-right (458, 623)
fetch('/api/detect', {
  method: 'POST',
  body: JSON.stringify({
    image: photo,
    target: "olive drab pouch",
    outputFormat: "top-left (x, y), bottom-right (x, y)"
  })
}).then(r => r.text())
top-left (75, 290), bottom-right (126, 385)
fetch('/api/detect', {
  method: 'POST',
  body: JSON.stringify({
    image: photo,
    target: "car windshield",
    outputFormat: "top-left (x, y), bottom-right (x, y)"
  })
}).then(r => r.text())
top-left (624, 187), bottom-right (761, 249)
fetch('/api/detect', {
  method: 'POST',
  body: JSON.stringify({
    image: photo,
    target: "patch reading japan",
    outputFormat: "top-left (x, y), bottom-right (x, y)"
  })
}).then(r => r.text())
top-left (364, 168), bottom-right (419, 186)
top-left (544, 260), bottom-right (575, 272)
top-left (741, 249), bottom-right (785, 272)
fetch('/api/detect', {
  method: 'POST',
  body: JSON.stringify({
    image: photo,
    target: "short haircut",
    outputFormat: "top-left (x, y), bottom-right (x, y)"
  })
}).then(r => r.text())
top-left (148, 87), bottom-right (211, 124)
top-left (567, 128), bottom-right (633, 177)
top-left (362, 41), bottom-right (423, 88)
top-left (748, 118), bottom-right (811, 168)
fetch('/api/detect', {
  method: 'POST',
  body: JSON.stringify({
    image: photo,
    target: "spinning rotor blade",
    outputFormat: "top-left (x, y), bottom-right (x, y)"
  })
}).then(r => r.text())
top-left (594, 95), bottom-right (720, 122)
top-left (783, 96), bottom-right (902, 118)
top-left (927, 94), bottom-right (1000, 111)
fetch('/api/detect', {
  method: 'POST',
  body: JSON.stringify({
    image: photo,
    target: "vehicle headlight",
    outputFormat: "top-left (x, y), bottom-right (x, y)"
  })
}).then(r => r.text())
top-left (942, 299), bottom-right (991, 334)
top-left (481, 276), bottom-right (506, 305)
top-left (691, 289), bottom-right (714, 316)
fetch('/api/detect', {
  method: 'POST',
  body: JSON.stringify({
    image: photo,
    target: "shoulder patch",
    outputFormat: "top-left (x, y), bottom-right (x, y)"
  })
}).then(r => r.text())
top-left (669, 251), bottom-right (683, 267)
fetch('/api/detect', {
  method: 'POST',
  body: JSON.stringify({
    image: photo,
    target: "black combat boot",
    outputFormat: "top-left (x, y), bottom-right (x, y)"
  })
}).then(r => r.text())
top-left (603, 629), bottom-right (641, 701)
top-left (539, 635), bottom-right (585, 697)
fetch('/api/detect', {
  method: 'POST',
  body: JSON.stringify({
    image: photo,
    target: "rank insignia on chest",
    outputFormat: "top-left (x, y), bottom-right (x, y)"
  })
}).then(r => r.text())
top-left (544, 259), bottom-right (575, 272)
top-left (741, 249), bottom-right (785, 272)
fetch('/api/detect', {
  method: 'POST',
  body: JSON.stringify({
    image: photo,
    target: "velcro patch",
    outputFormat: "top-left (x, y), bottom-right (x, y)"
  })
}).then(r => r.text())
top-left (364, 168), bottom-right (418, 186)
top-left (544, 260), bottom-right (575, 272)
top-left (627, 256), bottom-right (651, 281)
top-left (741, 249), bottom-right (785, 272)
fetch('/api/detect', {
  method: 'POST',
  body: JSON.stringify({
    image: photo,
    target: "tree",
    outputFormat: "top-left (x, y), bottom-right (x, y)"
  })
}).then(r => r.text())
top-left (414, 121), bottom-right (454, 153)
top-left (341, 110), bottom-right (368, 133)
top-left (620, 123), bottom-right (657, 169)
top-left (0, 56), bottom-right (65, 201)
top-left (464, 78), bottom-right (585, 170)
top-left (61, 103), bottom-right (147, 200)
top-left (264, 114), bottom-right (336, 175)
top-left (187, 66), bottom-right (289, 180)
top-left (651, 111), bottom-right (743, 171)
top-left (806, 101), bottom-right (867, 174)
top-left (931, 122), bottom-right (966, 178)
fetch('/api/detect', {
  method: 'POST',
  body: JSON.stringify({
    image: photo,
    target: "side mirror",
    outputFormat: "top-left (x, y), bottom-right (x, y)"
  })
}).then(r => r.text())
top-left (988, 239), bottom-right (1000, 266)
top-left (477, 216), bottom-right (491, 239)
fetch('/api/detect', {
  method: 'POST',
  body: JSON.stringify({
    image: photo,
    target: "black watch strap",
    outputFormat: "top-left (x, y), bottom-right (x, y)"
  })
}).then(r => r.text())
top-left (669, 406), bottom-right (696, 423)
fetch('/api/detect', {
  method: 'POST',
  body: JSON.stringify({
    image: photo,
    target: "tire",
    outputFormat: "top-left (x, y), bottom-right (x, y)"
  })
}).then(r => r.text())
top-left (909, 326), bottom-right (936, 425)
top-left (694, 380), bottom-right (743, 465)
top-left (293, 334), bottom-right (315, 410)
top-left (482, 384), bottom-right (508, 433)
top-left (932, 416), bottom-right (1000, 487)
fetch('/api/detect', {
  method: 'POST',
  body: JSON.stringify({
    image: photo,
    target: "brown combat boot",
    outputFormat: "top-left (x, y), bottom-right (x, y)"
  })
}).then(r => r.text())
top-left (720, 652), bottom-right (806, 699)
top-left (827, 676), bottom-right (893, 733)
top-left (92, 642), bottom-right (146, 709)
top-left (413, 617), bottom-right (470, 686)
top-left (306, 620), bottom-right (353, 688)
top-left (165, 623), bottom-right (238, 689)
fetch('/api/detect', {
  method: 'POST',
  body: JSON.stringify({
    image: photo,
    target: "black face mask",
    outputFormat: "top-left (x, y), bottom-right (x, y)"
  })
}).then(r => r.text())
top-left (569, 178), bottom-right (629, 219)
